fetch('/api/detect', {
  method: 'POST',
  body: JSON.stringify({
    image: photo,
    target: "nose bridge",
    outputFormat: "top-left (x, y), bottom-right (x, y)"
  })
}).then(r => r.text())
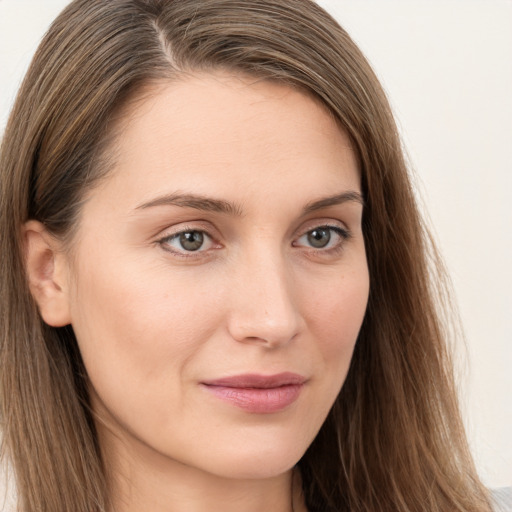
top-left (227, 241), bottom-right (300, 347)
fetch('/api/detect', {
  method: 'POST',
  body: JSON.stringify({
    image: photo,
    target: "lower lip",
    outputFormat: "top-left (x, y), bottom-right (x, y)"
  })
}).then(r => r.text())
top-left (202, 384), bottom-right (303, 413)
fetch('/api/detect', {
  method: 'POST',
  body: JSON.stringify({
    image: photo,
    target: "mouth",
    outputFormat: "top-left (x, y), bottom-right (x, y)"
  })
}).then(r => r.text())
top-left (201, 372), bottom-right (306, 414)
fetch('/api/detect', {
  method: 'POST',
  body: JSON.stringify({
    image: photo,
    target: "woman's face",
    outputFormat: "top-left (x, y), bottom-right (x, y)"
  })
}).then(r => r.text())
top-left (62, 73), bottom-right (369, 479)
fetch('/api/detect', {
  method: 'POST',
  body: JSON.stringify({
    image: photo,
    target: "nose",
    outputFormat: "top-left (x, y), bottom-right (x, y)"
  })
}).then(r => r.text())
top-left (226, 250), bottom-right (302, 348)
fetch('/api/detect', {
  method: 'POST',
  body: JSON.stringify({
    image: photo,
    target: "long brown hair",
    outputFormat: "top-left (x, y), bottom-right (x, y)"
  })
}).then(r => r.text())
top-left (0, 1), bottom-right (492, 511)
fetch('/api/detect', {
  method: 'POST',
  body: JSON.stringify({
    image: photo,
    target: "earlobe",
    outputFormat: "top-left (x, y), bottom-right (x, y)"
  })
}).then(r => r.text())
top-left (23, 220), bottom-right (72, 327)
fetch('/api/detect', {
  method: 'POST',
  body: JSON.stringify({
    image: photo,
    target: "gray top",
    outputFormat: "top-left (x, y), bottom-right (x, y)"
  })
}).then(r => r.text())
top-left (492, 488), bottom-right (512, 512)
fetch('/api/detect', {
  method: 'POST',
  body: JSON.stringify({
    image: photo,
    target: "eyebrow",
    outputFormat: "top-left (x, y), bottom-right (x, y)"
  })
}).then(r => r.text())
top-left (302, 191), bottom-right (365, 213)
top-left (135, 193), bottom-right (244, 216)
top-left (135, 190), bottom-right (364, 216)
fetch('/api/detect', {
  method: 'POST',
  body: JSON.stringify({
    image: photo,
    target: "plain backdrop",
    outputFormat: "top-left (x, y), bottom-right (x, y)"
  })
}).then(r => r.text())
top-left (1, 0), bottom-right (511, 492)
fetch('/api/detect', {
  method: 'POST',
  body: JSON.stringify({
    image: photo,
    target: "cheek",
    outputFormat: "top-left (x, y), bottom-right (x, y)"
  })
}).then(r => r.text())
top-left (301, 264), bottom-right (369, 419)
top-left (305, 266), bottom-right (369, 363)
top-left (67, 254), bottom-right (224, 417)
top-left (283, 264), bottom-right (369, 445)
top-left (72, 252), bottom-right (214, 341)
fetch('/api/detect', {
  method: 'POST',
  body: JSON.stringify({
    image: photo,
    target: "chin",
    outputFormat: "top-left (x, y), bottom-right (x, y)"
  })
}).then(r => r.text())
top-left (210, 456), bottom-right (299, 481)
top-left (195, 435), bottom-right (308, 480)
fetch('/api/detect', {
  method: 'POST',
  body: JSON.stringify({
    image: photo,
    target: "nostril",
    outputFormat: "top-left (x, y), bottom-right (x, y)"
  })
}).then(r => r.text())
top-left (226, 303), bottom-right (301, 348)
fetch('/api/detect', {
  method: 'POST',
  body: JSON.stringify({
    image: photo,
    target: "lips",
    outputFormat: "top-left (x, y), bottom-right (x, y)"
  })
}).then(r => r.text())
top-left (201, 372), bottom-right (306, 413)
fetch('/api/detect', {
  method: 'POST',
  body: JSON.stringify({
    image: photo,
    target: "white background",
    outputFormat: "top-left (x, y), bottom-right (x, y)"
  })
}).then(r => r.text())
top-left (1, 0), bottom-right (511, 491)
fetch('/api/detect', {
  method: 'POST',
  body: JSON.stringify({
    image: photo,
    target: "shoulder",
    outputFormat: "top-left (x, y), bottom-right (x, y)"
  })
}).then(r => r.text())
top-left (491, 488), bottom-right (512, 512)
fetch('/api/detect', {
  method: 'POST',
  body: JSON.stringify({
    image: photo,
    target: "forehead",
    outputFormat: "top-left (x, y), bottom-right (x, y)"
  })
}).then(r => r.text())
top-left (86, 72), bottom-right (360, 215)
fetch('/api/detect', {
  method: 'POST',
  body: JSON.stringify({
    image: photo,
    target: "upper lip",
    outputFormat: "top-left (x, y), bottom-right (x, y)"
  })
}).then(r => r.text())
top-left (202, 372), bottom-right (306, 389)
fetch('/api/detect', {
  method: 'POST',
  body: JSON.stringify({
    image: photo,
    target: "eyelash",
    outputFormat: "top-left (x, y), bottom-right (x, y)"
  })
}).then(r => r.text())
top-left (156, 224), bottom-right (351, 259)
top-left (156, 225), bottom-right (218, 259)
top-left (293, 225), bottom-right (350, 254)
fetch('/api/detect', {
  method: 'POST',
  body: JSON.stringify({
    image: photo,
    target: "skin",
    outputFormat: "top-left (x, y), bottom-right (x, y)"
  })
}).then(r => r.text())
top-left (25, 73), bottom-right (369, 512)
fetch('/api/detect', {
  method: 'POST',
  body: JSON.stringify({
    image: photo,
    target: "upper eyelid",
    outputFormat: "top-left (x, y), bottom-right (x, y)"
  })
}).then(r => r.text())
top-left (155, 222), bottom-right (217, 240)
top-left (158, 228), bottom-right (215, 246)
top-left (295, 218), bottom-right (351, 238)
top-left (154, 218), bottom-right (351, 244)
top-left (294, 225), bottom-right (350, 246)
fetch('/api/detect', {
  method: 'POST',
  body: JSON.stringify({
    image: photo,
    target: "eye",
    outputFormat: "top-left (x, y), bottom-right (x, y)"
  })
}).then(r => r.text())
top-left (159, 230), bottom-right (214, 254)
top-left (294, 225), bottom-right (349, 251)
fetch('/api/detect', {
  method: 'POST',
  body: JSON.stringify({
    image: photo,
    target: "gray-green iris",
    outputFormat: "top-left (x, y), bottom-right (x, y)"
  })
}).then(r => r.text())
top-left (307, 228), bottom-right (331, 248)
top-left (179, 231), bottom-right (204, 251)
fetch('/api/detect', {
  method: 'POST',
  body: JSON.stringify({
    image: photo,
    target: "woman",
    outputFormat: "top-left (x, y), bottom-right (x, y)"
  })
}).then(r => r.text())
top-left (0, 0), bottom-right (497, 511)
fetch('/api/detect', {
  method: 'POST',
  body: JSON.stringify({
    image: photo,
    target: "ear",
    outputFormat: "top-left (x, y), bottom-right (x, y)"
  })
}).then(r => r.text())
top-left (23, 220), bottom-right (72, 327)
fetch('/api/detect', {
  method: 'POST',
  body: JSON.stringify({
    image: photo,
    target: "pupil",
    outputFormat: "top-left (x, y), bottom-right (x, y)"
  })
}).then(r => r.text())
top-left (308, 228), bottom-right (330, 248)
top-left (179, 231), bottom-right (204, 251)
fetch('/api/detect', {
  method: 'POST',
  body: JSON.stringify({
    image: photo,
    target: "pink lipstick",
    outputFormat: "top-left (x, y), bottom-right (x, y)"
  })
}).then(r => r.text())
top-left (201, 372), bottom-right (306, 413)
